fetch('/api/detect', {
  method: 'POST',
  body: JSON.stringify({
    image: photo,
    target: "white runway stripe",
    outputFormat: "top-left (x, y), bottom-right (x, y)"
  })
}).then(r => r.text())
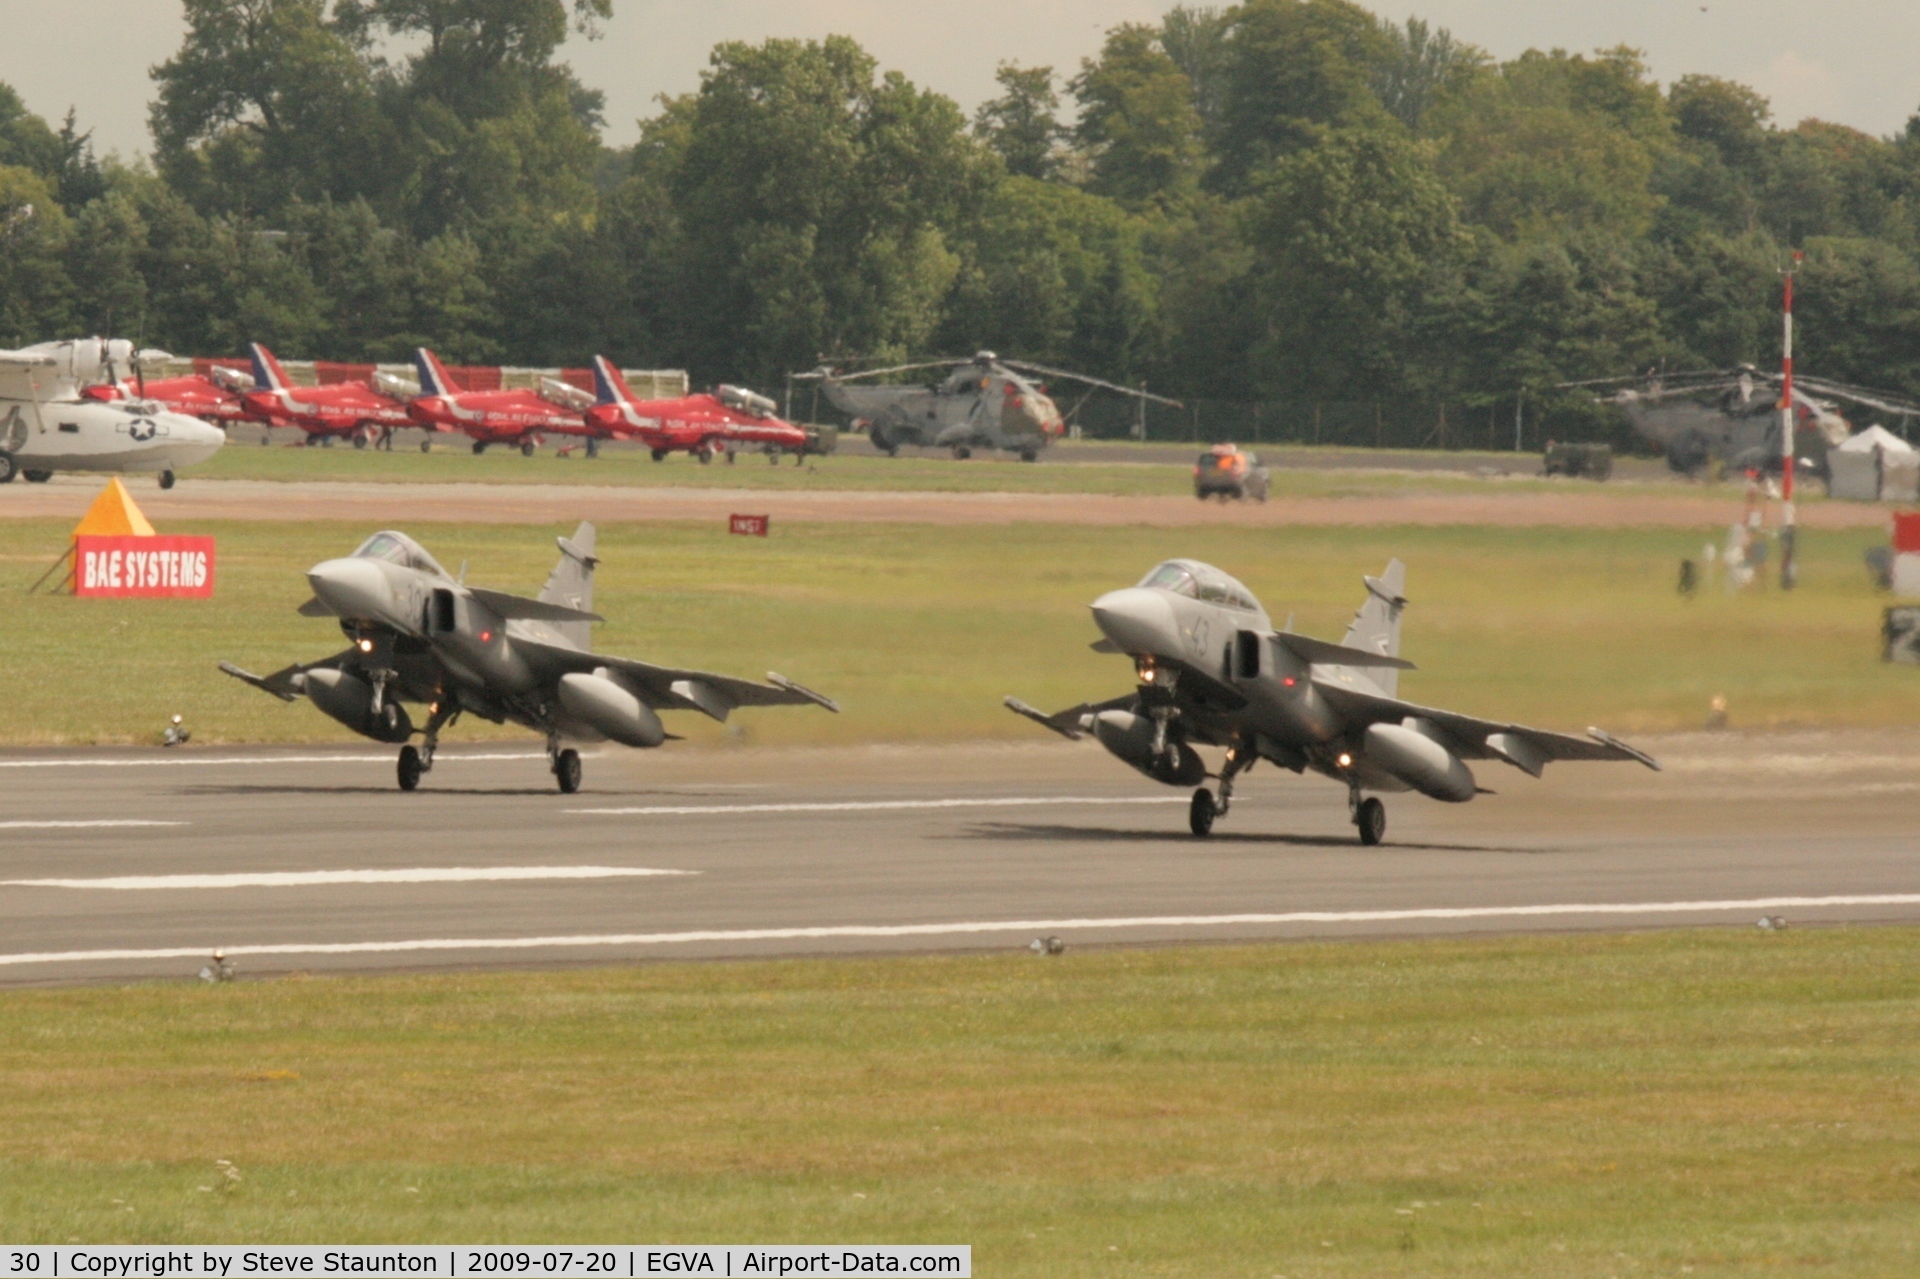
top-left (0, 753), bottom-right (546, 769)
top-left (2, 866), bottom-right (694, 891)
top-left (2, 894), bottom-right (1916, 967)
top-left (570, 796), bottom-right (1190, 816)
top-left (0, 820), bottom-right (186, 829)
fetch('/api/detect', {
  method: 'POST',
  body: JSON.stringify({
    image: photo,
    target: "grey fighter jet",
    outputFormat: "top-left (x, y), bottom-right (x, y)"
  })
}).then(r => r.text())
top-left (221, 524), bottom-right (837, 792)
top-left (1006, 559), bottom-right (1658, 842)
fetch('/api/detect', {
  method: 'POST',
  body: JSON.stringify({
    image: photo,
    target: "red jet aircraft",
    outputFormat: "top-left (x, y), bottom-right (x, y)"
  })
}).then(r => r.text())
top-left (407, 348), bottom-right (597, 455)
top-left (83, 373), bottom-right (248, 426)
top-left (585, 356), bottom-right (814, 464)
top-left (242, 342), bottom-right (413, 447)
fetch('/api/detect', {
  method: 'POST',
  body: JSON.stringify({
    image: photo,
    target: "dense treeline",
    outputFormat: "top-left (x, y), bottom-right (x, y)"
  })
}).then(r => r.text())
top-left (5, 0), bottom-right (1920, 439)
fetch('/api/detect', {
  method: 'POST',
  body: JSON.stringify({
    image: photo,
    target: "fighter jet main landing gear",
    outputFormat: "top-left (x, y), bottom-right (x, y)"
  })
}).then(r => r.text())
top-left (546, 733), bottom-right (582, 794)
top-left (1188, 788), bottom-right (1215, 837)
top-left (397, 745), bottom-right (423, 791)
top-left (1350, 783), bottom-right (1386, 846)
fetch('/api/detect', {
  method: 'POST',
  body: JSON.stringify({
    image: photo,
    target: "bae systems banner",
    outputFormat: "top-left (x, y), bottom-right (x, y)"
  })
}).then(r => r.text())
top-left (74, 535), bottom-right (216, 598)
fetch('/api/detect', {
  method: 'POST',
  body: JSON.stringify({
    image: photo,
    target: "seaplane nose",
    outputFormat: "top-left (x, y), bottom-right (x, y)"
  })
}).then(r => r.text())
top-left (173, 415), bottom-right (226, 460)
top-left (1090, 588), bottom-right (1177, 656)
top-left (307, 557), bottom-right (391, 622)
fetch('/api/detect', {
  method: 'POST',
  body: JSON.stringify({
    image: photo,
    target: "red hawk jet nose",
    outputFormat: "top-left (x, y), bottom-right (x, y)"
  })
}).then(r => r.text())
top-left (306, 557), bottom-right (392, 623)
top-left (1090, 587), bottom-right (1177, 656)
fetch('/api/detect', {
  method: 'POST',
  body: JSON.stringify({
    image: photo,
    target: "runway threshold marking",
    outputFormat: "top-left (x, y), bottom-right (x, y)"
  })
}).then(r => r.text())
top-left (4, 893), bottom-right (1918, 967)
top-left (0, 820), bottom-right (186, 829)
top-left (569, 796), bottom-right (1191, 816)
top-left (1, 866), bottom-right (695, 891)
top-left (0, 753), bottom-right (547, 769)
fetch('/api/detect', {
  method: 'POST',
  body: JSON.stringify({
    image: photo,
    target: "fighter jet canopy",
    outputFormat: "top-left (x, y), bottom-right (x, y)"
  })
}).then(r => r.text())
top-left (352, 531), bottom-right (451, 579)
top-left (1136, 559), bottom-right (1262, 613)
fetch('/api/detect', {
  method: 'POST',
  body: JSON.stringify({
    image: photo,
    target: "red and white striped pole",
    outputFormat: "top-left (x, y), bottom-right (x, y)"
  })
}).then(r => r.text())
top-left (1780, 250), bottom-right (1802, 589)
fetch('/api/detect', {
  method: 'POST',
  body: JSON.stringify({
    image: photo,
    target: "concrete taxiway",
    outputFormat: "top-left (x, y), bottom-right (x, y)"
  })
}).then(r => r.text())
top-left (1, 732), bottom-right (1916, 985)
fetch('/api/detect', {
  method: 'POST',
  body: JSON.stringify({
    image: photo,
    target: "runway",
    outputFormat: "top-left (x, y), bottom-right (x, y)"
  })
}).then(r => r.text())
top-left (2, 731), bottom-right (1916, 984)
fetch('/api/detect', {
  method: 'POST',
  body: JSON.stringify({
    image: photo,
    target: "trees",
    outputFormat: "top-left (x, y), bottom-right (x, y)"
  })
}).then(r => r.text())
top-left (974, 63), bottom-right (1063, 181)
top-left (1071, 25), bottom-right (1205, 209)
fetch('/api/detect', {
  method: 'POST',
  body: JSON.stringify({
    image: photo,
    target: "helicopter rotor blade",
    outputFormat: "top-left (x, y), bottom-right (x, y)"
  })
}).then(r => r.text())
top-left (999, 360), bottom-right (1185, 407)
top-left (792, 359), bottom-right (968, 383)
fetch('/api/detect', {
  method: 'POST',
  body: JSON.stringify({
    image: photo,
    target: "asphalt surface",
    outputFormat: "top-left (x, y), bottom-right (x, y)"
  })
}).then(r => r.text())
top-left (2, 731), bottom-right (1916, 985)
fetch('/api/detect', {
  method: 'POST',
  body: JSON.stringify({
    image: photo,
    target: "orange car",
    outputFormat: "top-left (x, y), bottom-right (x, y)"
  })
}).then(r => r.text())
top-left (1194, 443), bottom-right (1270, 502)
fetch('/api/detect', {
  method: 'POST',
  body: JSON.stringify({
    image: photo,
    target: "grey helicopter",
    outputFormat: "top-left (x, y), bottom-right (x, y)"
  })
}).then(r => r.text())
top-left (1562, 366), bottom-right (1920, 477)
top-left (793, 351), bottom-right (1182, 461)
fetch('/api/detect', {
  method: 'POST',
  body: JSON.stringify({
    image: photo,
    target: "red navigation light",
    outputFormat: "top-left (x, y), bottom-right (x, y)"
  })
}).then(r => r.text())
top-left (479, 629), bottom-right (492, 643)
top-left (1282, 676), bottom-right (1296, 687)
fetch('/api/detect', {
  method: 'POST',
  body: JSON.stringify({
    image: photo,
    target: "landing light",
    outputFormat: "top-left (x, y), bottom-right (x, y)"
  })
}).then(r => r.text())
top-left (356, 639), bottom-right (373, 653)
top-left (1337, 752), bottom-right (1352, 768)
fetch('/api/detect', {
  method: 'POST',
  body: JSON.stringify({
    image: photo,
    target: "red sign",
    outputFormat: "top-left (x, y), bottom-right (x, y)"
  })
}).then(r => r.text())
top-left (74, 535), bottom-right (216, 598)
top-left (1895, 512), bottom-right (1920, 554)
top-left (729, 514), bottom-right (770, 537)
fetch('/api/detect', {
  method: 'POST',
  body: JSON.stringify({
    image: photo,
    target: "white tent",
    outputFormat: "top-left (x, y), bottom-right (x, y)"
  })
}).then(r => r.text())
top-left (1836, 424), bottom-right (1916, 454)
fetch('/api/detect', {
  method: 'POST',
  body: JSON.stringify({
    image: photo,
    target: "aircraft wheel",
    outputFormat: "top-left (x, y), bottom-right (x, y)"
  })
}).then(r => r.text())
top-left (397, 745), bottom-right (422, 792)
top-left (586, 438), bottom-right (599, 458)
top-left (766, 450), bottom-right (779, 465)
top-left (25, 469), bottom-right (55, 483)
top-left (1019, 449), bottom-right (1037, 463)
top-left (554, 748), bottom-right (582, 794)
top-left (952, 446), bottom-right (971, 460)
top-left (472, 441), bottom-right (486, 455)
top-left (0, 454), bottom-right (15, 483)
top-left (158, 470), bottom-right (176, 490)
top-left (651, 448), bottom-right (667, 462)
top-left (420, 440), bottom-right (432, 453)
top-left (258, 434), bottom-right (270, 446)
top-left (520, 441), bottom-right (535, 457)
top-left (321, 436), bottom-right (335, 448)
top-left (697, 446), bottom-right (714, 465)
top-left (352, 431), bottom-right (369, 450)
top-left (1355, 797), bottom-right (1386, 846)
top-left (1189, 788), bottom-right (1216, 837)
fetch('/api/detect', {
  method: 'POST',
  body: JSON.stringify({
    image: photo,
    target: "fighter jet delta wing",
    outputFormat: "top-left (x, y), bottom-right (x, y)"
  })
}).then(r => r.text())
top-left (219, 649), bottom-right (361, 702)
top-left (1004, 694), bottom-right (1140, 741)
top-left (514, 640), bottom-right (840, 722)
top-left (1310, 680), bottom-right (1661, 776)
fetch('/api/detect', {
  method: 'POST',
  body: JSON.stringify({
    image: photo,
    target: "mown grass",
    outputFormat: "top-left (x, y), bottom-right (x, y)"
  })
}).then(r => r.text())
top-left (183, 439), bottom-right (1697, 500)
top-left (0, 518), bottom-right (1906, 746)
top-left (1, 928), bottom-right (1916, 1272)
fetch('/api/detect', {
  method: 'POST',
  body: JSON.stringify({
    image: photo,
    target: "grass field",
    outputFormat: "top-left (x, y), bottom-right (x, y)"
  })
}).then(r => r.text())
top-left (2, 927), bottom-right (1916, 1271)
top-left (0, 518), bottom-right (1907, 746)
top-left (181, 439), bottom-right (1701, 500)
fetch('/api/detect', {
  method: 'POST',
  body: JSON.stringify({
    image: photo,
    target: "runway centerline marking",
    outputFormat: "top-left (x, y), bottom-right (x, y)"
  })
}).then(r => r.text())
top-left (0, 753), bottom-right (549, 769)
top-left (0, 820), bottom-right (187, 830)
top-left (569, 796), bottom-right (1191, 816)
top-left (3, 894), bottom-right (1917, 967)
top-left (1, 866), bottom-right (695, 891)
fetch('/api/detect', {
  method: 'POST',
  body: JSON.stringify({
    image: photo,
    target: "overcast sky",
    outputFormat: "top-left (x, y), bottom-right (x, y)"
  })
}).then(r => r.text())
top-left (3, 0), bottom-right (1916, 161)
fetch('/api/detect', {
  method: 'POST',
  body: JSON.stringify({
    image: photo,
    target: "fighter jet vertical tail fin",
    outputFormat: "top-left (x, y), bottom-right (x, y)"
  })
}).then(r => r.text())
top-left (592, 355), bottom-right (633, 407)
top-left (539, 521), bottom-right (599, 650)
top-left (249, 342), bottom-right (288, 393)
top-left (1340, 558), bottom-right (1408, 696)
top-left (415, 347), bottom-right (454, 398)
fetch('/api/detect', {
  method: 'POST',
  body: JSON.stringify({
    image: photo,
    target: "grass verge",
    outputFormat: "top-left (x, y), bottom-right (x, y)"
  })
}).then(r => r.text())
top-left (0, 518), bottom-right (1905, 746)
top-left (2, 927), bottom-right (1916, 1273)
top-left (182, 440), bottom-right (1701, 501)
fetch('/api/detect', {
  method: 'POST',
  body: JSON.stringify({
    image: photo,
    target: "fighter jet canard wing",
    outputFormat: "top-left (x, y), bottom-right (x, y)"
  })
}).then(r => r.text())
top-left (1311, 680), bottom-right (1661, 775)
top-left (466, 586), bottom-right (604, 624)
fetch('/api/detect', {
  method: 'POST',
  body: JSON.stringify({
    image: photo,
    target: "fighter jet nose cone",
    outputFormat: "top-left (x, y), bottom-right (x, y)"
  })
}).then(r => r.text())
top-left (307, 557), bottom-right (390, 621)
top-left (1090, 588), bottom-right (1176, 656)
